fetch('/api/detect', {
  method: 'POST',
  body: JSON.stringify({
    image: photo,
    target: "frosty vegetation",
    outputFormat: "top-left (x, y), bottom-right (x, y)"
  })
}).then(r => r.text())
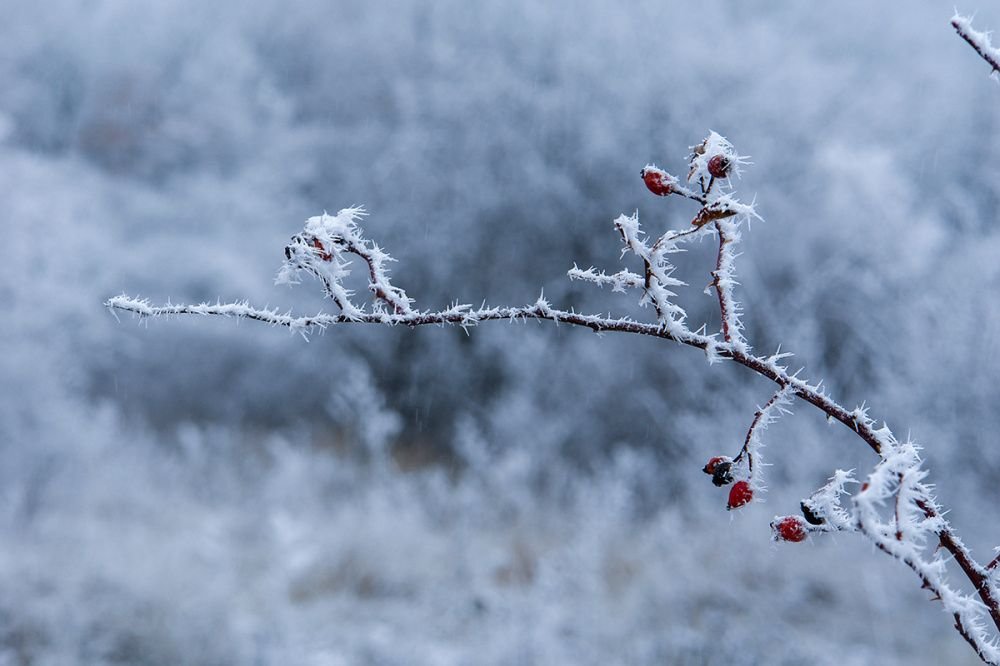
top-left (7, 1), bottom-right (1000, 663)
top-left (111, 120), bottom-right (1000, 662)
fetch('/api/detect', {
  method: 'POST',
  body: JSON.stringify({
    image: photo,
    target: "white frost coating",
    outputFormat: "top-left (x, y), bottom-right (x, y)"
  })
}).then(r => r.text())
top-left (854, 441), bottom-right (1000, 664)
top-left (707, 193), bottom-right (760, 223)
top-left (688, 130), bottom-right (750, 185)
top-left (105, 295), bottom-right (340, 339)
top-left (953, 14), bottom-right (1000, 75)
top-left (113, 133), bottom-right (759, 364)
top-left (801, 469), bottom-right (857, 532)
top-left (714, 218), bottom-right (748, 351)
top-left (567, 265), bottom-right (645, 293)
top-left (105, 292), bottom-right (715, 347)
top-left (569, 133), bottom-right (759, 345)
top-left (737, 385), bottom-right (794, 489)
top-left (612, 211), bottom-right (692, 334)
top-left (277, 206), bottom-right (414, 318)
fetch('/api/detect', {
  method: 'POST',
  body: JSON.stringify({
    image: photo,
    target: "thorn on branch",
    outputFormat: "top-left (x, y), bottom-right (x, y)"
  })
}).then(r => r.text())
top-left (987, 553), bottom-right (1000, 572)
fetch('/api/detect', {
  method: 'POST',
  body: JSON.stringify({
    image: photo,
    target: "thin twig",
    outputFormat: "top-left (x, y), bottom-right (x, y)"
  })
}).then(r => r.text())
top-left (733, 386), bottom-right (792, 477)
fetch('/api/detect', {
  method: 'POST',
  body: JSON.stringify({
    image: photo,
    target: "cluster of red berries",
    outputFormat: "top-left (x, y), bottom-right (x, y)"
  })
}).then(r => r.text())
top-left (641, 153), bottom-right (732, 197)
top-left (703, 455), bottom-right (821, 541)
top-left (702, 456), bottom-right (753, 510)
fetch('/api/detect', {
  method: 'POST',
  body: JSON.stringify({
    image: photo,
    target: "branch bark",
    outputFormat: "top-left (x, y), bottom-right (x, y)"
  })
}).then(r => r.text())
top-left (953, 15), bottom-right (1000, 74)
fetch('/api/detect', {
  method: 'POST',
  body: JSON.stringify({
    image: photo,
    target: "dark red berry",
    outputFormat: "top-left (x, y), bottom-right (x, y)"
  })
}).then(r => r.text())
top-left (772, 516), bottom-right (808, 543)
top-left (707, 154), bottom-right (731, 179)
top-left (641, 167), bottom-right (674, 196)
top-left (727, 481), bottom-right (753, 510)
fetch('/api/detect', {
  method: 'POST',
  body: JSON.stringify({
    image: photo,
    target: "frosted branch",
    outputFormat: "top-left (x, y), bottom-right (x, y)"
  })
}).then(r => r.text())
top-left (567, 265), bottom-right (645, 293)
top-left (954, 14), bottom-right (1000, 75)
top-left (731, 385), bottom-right (794, 487)
top-left (854, 442), bottom-right (1000, 663)
top-left (800, 469), bottom-right (858, 533)
top-left (277, 207), bottom-right (415, 318)
top-left (106, 293), bottom-right (717, 344)
top-left (711, 219), bottom-right (747, 350)
top-left (611, 212), bottom-right (693, 333)
top-left (107, 126), bottom-right (1000, 663)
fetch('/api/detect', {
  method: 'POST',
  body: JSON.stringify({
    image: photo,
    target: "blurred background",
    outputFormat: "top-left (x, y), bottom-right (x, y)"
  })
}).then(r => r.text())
top-left (3, 1), bottom-right (1000, 663)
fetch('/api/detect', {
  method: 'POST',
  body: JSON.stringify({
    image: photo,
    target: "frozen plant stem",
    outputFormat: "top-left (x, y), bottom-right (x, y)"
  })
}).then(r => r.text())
top-left (106, 17), bottom-right (1000, 662)
top-left (953, 13), bottom-right (1000, 75)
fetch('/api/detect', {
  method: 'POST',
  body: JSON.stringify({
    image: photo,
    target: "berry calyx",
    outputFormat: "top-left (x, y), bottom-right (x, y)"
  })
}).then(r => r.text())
top-left (641, 166), bottom-right (675, 196)
top-left (716, 465), bottom-right (735, 487)
top-left (702, 456), bottom-right (731, 475)
top-left (772, 516), bottom-right (809, 543)
top-left (727, 480), bottom-right (753, 510)
top-left (707, 154), bottom-right (731, 179)
top-left (711, 462), bottom-right (734, 487)
top-left (702, 456), bottom-right (735, 487)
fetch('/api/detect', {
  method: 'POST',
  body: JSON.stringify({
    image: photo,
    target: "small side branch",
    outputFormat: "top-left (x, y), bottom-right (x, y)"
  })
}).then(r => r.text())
top-left (712, 220), bottom-right (746, 349)
top-left (278, 207), bottom-right (415, 317)
top-left (732, 385), bottom-right (793, 482)
top-left (987, 554), bottom-right (1000, 572)
top-left (568, 265), bottom-right (645, 293)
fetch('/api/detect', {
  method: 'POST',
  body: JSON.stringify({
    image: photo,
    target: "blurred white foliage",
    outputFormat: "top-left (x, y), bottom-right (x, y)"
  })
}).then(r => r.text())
top-left (4, 1), bottom-right (1000, 664)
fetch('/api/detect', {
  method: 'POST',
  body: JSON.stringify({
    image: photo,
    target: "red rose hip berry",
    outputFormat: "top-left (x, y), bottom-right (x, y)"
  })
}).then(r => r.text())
top-left (641, 167), bottom-right (675, 196)
top-left (727, 480), bottom-right (753, 510)
top-left (707, 155), bottom-right (731, 179)
top-left (772, 516), bottom-right (808, 543)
